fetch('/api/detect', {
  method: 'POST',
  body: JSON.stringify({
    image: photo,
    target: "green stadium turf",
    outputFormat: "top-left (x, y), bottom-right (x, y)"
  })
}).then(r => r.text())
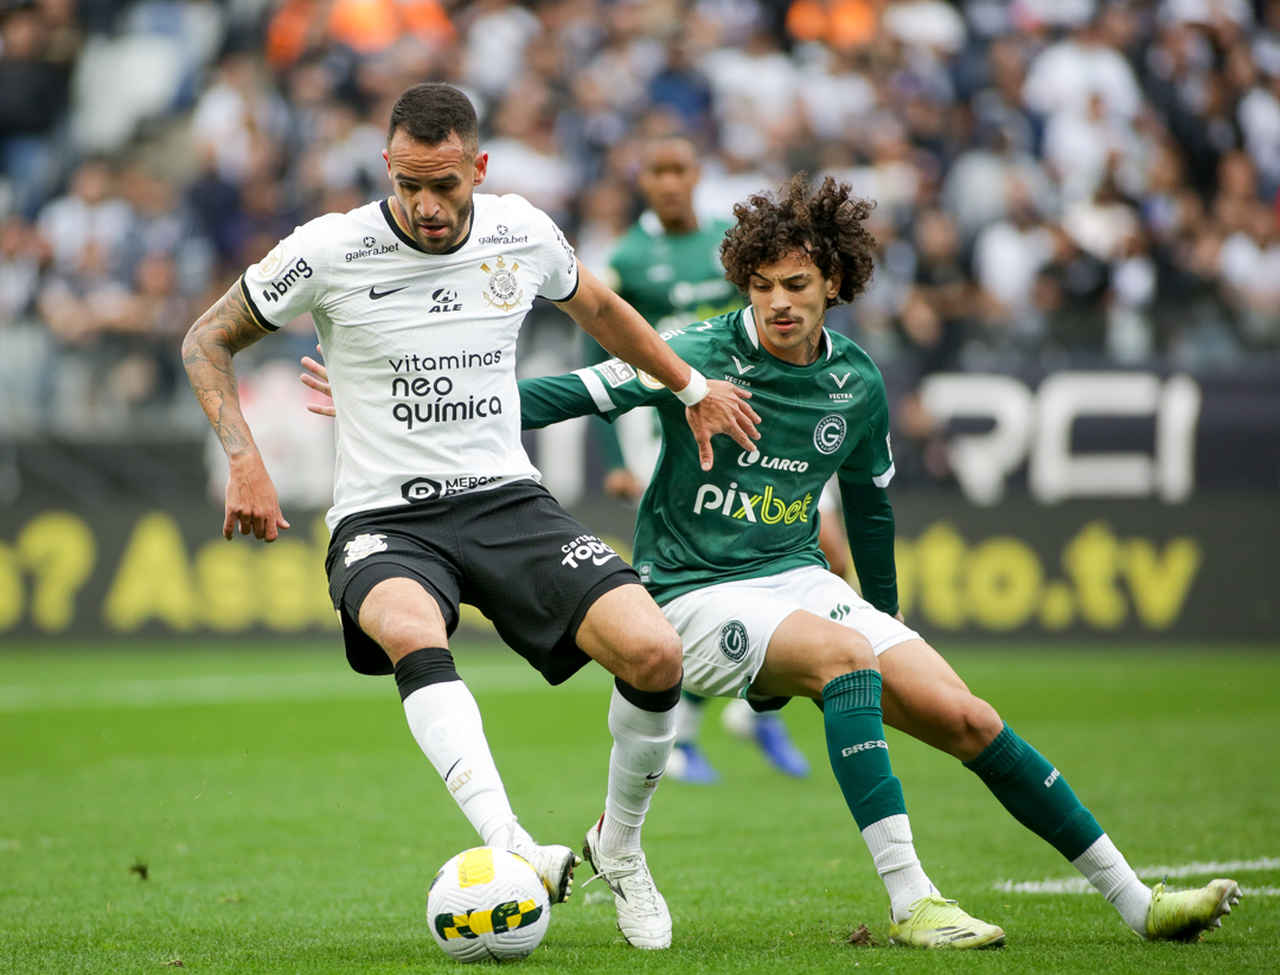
top-left (2, 641), bottom-right (1277, 973)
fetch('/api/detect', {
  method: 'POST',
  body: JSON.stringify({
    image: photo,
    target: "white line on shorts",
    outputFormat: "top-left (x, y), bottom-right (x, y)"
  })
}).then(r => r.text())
top-left (994, 856), bottom-right (1280, 896)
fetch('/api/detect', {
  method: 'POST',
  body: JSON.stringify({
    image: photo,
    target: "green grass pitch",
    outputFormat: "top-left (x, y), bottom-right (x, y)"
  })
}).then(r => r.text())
top-left (2, 641), bottom-right (1277, 973)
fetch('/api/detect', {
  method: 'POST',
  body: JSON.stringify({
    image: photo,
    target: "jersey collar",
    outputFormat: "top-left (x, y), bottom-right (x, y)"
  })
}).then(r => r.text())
top-left (380, 198), bottom-right (475, 255)
top-left (739, 306), bottom-right (834, 362)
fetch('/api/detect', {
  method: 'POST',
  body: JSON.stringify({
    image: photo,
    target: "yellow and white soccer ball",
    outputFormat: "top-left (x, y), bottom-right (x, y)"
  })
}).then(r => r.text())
top-left (427, 846), bottom-right (550, 962)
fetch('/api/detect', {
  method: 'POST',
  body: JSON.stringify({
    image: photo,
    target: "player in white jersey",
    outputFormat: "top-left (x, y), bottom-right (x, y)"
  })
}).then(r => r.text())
top-left (181, 82), bottom-right (760, 951)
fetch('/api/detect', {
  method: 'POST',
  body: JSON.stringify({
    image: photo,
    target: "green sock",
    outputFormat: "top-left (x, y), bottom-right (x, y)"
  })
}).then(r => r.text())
top-left (964, 724), bottom-right (1103, 861)
top-left (822, 670), bottom-right (906, 830)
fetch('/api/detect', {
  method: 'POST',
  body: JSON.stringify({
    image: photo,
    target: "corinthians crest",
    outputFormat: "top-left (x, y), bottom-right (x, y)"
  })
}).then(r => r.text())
top-left (480, 255), bottom-right (523, 312)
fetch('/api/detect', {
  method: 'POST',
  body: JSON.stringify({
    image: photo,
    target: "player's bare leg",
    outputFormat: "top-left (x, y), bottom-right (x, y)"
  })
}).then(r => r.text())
top-left (878, 639), bottom-right (1241, 940)
top-left (751, 613), bottom-right (1003, 947)
top-left (574, 583), bottom-right (681, 948)
top-left (359, 577), bottom-right (577, 902)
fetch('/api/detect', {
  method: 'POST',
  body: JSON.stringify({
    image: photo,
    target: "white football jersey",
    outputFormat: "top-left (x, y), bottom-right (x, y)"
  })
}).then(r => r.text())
top-left (240, 193), bottom-right (579, 530)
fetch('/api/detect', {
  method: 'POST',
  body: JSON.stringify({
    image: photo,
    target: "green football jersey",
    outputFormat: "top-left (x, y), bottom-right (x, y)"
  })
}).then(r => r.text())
top-left (523, 307), bottom-right (895, 605)
top-left (585, 214), bottom-right (742, 471)
top-left (605, 214), bottom-right (741, 333)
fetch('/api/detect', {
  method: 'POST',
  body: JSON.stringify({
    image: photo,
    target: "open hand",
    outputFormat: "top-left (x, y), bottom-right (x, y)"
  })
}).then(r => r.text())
top-left (300, 345), bottom-right (335, 417)
top-left (685, 380), bottom-right (761, 471)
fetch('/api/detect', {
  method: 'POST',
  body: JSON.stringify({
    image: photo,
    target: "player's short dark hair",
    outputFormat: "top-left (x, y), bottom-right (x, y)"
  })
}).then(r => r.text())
top-left (387, 83), bottom-right (479, 151)
top-left (720, 174), bottom-right (877, 307)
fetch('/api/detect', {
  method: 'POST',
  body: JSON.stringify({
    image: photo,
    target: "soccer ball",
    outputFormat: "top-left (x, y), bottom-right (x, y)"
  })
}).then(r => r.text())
top-left (427, 846), bottom-right (550, 962)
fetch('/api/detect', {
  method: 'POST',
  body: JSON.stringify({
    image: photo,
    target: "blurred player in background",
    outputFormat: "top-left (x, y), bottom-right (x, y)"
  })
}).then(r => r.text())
top-left (184, 82), bottom-right (760, 951)
top-left (516, 174), bottom-right (1242, 947)
top-left (585, 134), bottom-right (739, 502)
top-left (590, 133), bottom-right (817, 783)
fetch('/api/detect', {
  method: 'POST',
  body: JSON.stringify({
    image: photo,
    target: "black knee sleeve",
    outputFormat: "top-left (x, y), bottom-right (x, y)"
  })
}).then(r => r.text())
top-left (614, 674), bottom-right (682, 713)
top-left (393, 647), bottom-right (459, 701)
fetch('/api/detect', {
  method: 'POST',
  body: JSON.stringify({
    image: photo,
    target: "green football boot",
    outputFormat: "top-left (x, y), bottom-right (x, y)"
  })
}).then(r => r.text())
top-left (888, 895), bottom-right (1006, 949)
top-left (1145, 878), bottom-right (1242, 941)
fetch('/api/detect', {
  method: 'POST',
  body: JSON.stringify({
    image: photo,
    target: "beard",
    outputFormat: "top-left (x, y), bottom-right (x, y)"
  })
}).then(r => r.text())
top-left (418, 197), bottom-right (474, 253)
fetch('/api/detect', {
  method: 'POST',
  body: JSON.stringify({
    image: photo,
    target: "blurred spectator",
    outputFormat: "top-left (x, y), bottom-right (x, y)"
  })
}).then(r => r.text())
top-left (0, 214), bottom-right (46, 325)
top-left (647, 37), bottom-right (716, 142)
top-left (882, 0), bottom-right (966, 56)
top-left (0, 0), bottom-right (77, 218)
top-left (972, 179), bottom-right (1054, 331)
top-left (482, 78), bottom-right (576, 224)
top-left (942, 122), bottom-right (1054, 239)
top-left (1022, 17), bottom-right (1142, 120)
top-left (37, 157), bottom-right (133, 275)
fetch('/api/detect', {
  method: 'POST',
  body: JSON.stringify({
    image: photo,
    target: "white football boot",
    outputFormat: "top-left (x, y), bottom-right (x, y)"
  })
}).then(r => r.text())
top-left (495, 822), bottom-right (580, 904)
top-left (582, 815), bottom-right (672, 949)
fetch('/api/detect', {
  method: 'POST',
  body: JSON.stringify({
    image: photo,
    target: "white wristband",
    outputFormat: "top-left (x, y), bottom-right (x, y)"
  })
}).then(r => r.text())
top-left (674, 368), bottom-right (709, 407)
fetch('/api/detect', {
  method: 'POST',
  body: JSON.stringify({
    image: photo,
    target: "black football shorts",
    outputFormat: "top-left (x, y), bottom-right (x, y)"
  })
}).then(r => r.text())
top-left (325, 479), bottom-right (639, 681)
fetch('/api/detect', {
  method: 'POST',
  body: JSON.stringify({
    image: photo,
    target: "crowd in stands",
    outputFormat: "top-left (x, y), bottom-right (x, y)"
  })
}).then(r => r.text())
top-left (2, 0), bottom-right (1279, 450)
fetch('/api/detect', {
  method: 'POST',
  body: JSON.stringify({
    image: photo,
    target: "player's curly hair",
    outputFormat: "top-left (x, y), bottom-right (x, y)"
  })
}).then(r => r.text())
top-left (720, 174), bottom-right (877, 307)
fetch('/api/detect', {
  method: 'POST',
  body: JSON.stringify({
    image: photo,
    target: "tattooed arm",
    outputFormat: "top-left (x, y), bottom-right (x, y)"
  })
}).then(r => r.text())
top-left (181, 280), bottom-right (291, 542)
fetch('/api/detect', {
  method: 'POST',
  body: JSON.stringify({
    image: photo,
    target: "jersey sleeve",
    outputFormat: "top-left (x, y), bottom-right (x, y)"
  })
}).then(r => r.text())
top-left (836, 370), bottom-right (895, 488)
top-left (521, 321), bottom-right (714, 428)
top-left (239, 221), bottom-right (328, 332)
top-left (529, 207), bottom-right (580, 302)
top-left (836, 364), bottom-right (898, 613)
top-left (519, 357), bottom-right (668, 429)
top-left (838, 482), bottom-right (899, 616)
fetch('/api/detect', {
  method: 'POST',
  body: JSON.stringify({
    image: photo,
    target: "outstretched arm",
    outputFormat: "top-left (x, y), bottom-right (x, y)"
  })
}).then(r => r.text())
top-left (182, 280), bottom-right (289, 542)
top-left (555, 263), bottom-right (760, 470)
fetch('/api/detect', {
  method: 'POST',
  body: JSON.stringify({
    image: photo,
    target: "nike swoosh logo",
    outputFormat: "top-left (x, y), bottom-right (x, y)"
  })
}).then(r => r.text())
top-left (369, 285), bottom-right (407, 300)
top-left (644, 769), bottom-right (664, 780)
top-left (591, 554), bottom-right (618, 567)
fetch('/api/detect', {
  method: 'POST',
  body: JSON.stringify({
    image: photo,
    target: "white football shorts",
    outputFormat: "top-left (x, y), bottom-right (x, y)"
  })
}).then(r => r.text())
top-left (659, 564), bottom-right (920, 700)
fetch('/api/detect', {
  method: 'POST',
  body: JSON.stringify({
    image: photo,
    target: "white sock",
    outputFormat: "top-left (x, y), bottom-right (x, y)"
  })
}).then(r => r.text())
top-left (601, 685), bottom-right (676, 854)
top-left (402, 680), bottom-right (519, 846)
top-left (673, 693), bottom-right (704, 744)
top-left (1072, 834), bottom-right (1152, 934)
top-left (861, 814), bottom-right (938, 922)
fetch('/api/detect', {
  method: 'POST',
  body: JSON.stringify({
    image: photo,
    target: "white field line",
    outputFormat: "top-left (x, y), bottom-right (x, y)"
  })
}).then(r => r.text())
top-left (0, 662), bottom-right (568, 712)
top-left (995, 857), bottom-right (1280, 897)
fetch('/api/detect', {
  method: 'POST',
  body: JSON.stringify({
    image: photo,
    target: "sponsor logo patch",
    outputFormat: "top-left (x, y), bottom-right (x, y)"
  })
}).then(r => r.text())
top-left (840, 739), bottom-right (888, 758)
top-left (345, 240), bottom-right (400, 262)
top-left (480, 256), bottom-right (524, 311)
top-left (344, 533), bottom-right (388, 567)
top-left (560, 534), bottom-right (618, 570)
top-left (257, 244), bottom-right (286, 277)
top-left (476, 223), bottom-right (530, 246)
top-left (401, 475), bottom-right (500, 502)
top-left (429, 286), bottom-right (463, 313)
top-left (260, 257), bottom-right (313, 303)
top-left (813, 414), bottom-right (847, 455)
top-left (401, 477), bottom-right (445, 503)
top-left (718, 620), bottom-right (749, 662)
top-left (599, 359), bottom-right (637, 388)
top-left (693, 481), bottom-right (814, 526)
top-left (736, 450), bottom-right (809, 473)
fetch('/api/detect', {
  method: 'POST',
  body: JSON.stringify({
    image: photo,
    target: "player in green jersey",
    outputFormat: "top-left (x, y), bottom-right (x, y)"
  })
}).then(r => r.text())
top-left (592, 134), bottom-right (813, 783)
top-left (302, 175), bottom-right (1242, 949)
top-left (520, 174), bottom-right (1243, 948)
top-left (587, 134), bottom-right (739, 501)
